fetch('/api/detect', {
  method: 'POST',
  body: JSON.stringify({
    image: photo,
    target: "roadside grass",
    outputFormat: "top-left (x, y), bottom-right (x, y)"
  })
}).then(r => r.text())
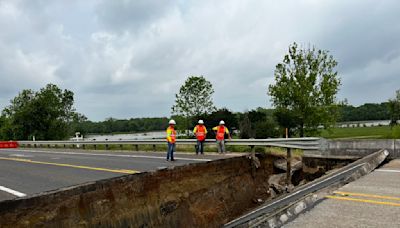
top-left (320, 125), bottom-right (400, 139)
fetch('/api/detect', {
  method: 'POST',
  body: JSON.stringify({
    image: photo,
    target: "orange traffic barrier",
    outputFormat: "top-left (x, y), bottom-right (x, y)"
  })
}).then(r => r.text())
top-left (0, 141), bottom-right (19, 149)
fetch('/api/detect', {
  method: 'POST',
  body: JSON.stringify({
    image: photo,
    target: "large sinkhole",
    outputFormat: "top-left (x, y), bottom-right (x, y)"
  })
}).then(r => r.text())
top-left (0, 153), bottom-right (357, 227)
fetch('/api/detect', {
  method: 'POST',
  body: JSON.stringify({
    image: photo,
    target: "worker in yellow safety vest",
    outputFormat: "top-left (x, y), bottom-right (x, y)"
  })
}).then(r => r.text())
top-left (166, 119), bottom-right (176, 161)
top-left (193, 120), bottom-right (207, 155)
top-left (212, 120), bottom-right (231, 153)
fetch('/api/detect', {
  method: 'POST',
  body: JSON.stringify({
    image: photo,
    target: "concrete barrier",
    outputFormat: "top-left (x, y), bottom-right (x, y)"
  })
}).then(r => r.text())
top-left (306, 139), bottom-right (400, 158)
top-left (395, 139), bottom-right (400, 158)
top-left (0, 154), bottom-right (279, 227)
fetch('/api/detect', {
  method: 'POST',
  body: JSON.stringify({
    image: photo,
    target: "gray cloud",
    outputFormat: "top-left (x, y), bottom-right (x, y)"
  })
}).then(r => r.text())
top-left (95, 0), bottom-right (177, 33)
top-left (0, 0), bottom-right (399, 121)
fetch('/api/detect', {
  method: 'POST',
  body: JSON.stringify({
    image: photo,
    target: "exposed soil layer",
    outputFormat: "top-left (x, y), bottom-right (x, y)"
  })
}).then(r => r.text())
top-left (0, 154), bottom-right (281, 227)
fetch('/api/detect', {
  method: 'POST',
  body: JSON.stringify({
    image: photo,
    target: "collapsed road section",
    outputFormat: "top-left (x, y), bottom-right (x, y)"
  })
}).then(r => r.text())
top-left (224, 149), bottom-right (389, 228)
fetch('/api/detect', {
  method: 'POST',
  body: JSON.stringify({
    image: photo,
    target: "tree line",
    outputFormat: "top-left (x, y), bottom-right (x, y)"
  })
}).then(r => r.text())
top-left (75, 117), bottom-right (169, 135)
top-left (338, 102), bottom-right (391, 122)
top-left (1, 84), bottom-right (398, 140)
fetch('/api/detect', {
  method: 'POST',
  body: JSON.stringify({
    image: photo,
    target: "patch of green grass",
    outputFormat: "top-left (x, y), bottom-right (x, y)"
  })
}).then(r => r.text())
top-left (321, 125), bottom-right (400, 139)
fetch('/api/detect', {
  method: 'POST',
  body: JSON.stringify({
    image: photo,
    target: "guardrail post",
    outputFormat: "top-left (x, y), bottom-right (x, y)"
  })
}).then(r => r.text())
top-left (94, 144), bottom-right (97, 150)
top-left (153, 144), bottom-right (156, 152)
top-left (250, 145), bottom-right (257, 177)
top-left (286, 147), bottom-right (292, 186)
top-left (120, 144), bottom-right (123, 150)
top-left (82, 144), bottom-right (85, 149)
top-left (135, 145), bottom-right (139, 151)
top-left (105, 144), bottom-right (109, 150)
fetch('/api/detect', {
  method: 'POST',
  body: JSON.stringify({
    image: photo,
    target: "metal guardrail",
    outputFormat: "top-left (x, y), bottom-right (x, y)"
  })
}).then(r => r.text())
top-left (18, 137), bottom-right (321, 151)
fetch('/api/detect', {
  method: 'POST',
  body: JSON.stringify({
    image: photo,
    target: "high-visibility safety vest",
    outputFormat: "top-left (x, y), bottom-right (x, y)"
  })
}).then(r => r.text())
top-left (216, 126), bottom-right (226, 140)
top-left (166, 126), bottom-right (176, 143)
top-left (194, 125), bottom-right (207, 141)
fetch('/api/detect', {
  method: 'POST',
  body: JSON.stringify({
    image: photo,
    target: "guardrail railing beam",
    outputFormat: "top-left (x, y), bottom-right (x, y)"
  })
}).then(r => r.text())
top-left (17, 138), bottom-right (321, 151)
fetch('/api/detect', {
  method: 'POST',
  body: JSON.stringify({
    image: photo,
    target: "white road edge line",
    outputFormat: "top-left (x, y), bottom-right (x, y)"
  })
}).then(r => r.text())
top-left (376, 169), bottom-right (400, 173)
top-left (8, 149), bottom-right (212, 162)
top-left (0, 186), bottom-right (26, 197)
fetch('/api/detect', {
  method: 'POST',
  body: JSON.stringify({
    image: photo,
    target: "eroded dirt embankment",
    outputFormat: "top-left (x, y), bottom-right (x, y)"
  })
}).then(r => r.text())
top-left (0, 154), bottom-right (284, 227)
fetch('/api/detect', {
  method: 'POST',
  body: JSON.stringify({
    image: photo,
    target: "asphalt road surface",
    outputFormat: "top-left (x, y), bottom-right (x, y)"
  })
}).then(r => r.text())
top-left (0, 148), bottom-right (236, 202)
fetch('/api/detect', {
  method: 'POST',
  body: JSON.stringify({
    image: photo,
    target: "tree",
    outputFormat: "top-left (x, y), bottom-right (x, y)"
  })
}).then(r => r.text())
top-left (254, 117), bottom-right (280, 139)
top-left (273, 107), bottom-right (299, 137)
top-left (69, 113), bottom-right (88, 136)
top-left (268, 43), bottom-right (341, 137)
top-left (205, 108), bottom-right (238, 138)
top-left (388, 89), bottom-right (400, 126)
top-left (239, 108), bottom-right (280, 139)
top-left (239, 112), bottom-right (255, 138)
top-left (1, 84), bottom-right (77, 140)
top-left (171, 76), bottom-right (216, 131)
top-left (0, 114), bottom-right (13, 140)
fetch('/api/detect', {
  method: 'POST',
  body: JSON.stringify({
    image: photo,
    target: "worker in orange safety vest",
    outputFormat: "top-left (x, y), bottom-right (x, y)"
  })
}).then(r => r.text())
top-left (212, 120), bottom-right (231, 153)
top-left (166, 119), bottom-right (176, 161)
top-left (193, 120), bottom-right (207, 155)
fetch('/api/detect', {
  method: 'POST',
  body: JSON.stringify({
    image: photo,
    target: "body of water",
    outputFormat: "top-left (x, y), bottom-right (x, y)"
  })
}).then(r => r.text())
top-left (337, 120), bottom-right (391, 128)
top-left (83, 131), bottom-right (166, 141)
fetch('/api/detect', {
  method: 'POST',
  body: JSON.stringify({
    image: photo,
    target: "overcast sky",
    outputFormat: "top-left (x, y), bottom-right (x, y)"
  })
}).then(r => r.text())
top-left (0, 0), bottom-right (399, 121)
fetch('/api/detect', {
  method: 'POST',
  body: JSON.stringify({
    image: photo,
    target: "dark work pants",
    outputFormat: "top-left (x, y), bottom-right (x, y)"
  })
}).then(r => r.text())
top-left (196, 140), bottom-right (205, 154)
top-left (217, 140), bottom-right (225, 153)
top-left (167, 142), bottom-right (175, 160)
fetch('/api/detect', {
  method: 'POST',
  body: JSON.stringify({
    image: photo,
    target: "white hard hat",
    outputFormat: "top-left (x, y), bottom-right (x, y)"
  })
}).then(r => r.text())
top-left (198, 120), bottom-right (204, 124)
top-left (219, 120), bottom-right (225, 125)
top-left (169, 119), bottom-right (176, 125)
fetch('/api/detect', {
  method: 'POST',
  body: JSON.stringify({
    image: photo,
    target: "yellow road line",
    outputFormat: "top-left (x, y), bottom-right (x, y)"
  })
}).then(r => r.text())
top-left (326, 195), bottom-right (400, 207)
top-left (334, 191), bottom-right (400, 201)
top-left (0, 156), bottom-right (139, 174)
